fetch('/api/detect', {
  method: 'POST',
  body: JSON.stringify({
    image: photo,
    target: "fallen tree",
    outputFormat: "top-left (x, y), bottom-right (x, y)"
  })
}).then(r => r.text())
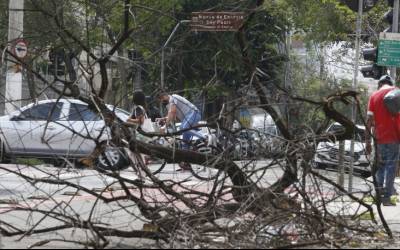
top-left (0, 0), bottom-right (392, 248)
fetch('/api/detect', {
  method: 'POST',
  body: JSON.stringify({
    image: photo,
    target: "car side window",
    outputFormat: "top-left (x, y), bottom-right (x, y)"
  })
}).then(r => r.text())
top-left (328, 125), bottom-right (345, 134)
top-left (69, 103), bottom-right (100, 121)
top-left (21, 103), bottom-right (63, 121)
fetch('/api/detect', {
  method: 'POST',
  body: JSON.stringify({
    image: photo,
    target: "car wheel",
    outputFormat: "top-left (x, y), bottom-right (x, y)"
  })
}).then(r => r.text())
top-left (96, 147), bottom-right (129, 171)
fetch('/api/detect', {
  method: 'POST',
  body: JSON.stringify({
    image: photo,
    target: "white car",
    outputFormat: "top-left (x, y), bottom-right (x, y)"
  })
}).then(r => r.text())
top-left (314, 123), bottom-right (371, 177)
top-left (0, 99), bottom-right (131, 170)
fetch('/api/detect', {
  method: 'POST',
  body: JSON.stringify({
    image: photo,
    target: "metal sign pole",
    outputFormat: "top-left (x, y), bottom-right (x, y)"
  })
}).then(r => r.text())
top-left (348, 0), bottom-right (364, 193)
top-left (338, 141), bottom-right (345, 187)
top-left (160, 20), bottom-right (190, 92)
top-left (391, 0), bottom-right (400, 81)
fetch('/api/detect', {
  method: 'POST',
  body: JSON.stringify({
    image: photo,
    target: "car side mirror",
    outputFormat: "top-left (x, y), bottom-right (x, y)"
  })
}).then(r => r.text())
top-left (10, 114), bottom-right (25, 121)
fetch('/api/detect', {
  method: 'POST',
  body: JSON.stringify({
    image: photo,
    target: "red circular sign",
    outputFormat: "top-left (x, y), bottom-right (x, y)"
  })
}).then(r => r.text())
top-left (13, 39), bottom-right (28, 59)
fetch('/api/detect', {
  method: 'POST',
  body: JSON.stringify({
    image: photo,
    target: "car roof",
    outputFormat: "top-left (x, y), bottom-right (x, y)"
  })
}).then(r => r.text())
top-left (17, 99), bottom-right (129, 115)
top-left (21, 99), bottom-right (85, 108)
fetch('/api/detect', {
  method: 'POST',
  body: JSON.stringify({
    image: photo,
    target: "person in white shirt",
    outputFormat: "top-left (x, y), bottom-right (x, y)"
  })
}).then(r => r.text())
top-left (157, 92), bottom-right (204, 170)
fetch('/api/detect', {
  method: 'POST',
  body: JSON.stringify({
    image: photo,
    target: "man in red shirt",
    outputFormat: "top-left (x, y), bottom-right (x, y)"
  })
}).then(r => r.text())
top-left (366, 75), bottom-right (400, 206)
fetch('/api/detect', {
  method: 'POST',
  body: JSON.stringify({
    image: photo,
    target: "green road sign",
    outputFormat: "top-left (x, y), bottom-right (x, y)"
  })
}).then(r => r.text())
top-left (378, 33), bottom-right (400, 67)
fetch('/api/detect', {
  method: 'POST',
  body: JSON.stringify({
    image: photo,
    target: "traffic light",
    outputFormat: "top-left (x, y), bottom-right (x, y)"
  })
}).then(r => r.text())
top-left (340, 0), bottom-right (379, 12)
top-left (382, 8), bottom-right (400, 32)
top-left (48, 49), bottom-right (66, 76)
top-left (384, 9), bottom-right (393, 32)
top-left (383, 0), bottom-right (400, 31)
top-left (128, 49), bottom-right (140, 61)
top-left (360, 48), bottom-right (387, 79)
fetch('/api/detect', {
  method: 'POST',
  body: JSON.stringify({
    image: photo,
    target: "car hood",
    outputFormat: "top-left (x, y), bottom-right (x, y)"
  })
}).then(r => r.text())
top-left (0, 115), bottom-right (11, 121)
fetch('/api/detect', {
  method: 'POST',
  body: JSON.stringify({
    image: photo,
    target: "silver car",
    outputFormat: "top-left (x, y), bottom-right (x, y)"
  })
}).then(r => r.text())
top-left (314, 123), bottom-right (371, 177)
top-left (0, 99), bottom-right (130, 170)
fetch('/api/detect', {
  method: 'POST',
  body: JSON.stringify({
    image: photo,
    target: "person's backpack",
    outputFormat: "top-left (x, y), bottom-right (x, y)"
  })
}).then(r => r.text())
top-left (384, 88), bottom-right (400, 115)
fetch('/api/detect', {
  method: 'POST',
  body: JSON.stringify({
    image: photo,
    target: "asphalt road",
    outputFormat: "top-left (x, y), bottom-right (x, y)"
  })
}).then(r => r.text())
top-left (0, 161), bottom-right (383, 248)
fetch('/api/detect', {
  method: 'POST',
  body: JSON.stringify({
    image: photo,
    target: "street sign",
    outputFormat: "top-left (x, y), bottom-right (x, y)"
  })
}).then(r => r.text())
top-left (378, 32), bottom-right (400, 67)
top-left (12, 39), bottom-right (27, 59)
top-left (191, 12), bottom-right (245, 32)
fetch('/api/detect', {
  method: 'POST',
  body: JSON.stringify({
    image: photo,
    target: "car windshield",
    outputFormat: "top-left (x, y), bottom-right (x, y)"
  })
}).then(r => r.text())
top-left (264, 126), bottom-right (278, 136)
top-left (105, 105), bottom-right (130, 121)
top-left (115, 108), bottom-right (130, 117)
top-left (328, 124), bottom-right (365, 142)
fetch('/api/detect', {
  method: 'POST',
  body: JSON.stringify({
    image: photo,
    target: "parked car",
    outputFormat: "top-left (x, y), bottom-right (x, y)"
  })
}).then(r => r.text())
top-left (238, 107), bottom-right (276, 132)
top-left (232, 129), bottom-right (260, 159)
top-left (233, 108), bottom-right (282, 159)
top-left (0, 99), bottom-right (131, 170)
top-left (313, 123), bottom-right (371, 177)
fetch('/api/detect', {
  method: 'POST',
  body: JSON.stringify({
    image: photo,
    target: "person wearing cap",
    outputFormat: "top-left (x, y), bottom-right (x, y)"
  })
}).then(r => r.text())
top-left (157, 92), bottom-right (204, 170)
top-left (366, 75), bottom-right (400, 206)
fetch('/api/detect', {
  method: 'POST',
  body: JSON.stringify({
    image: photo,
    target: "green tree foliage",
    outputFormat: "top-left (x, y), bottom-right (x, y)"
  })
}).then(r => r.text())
top-left (0, 0), bottom-right (375, 116)
top-left (280, 0), bottom-right (390, 44)
top-left (162, 0), bottom-right (288, 99)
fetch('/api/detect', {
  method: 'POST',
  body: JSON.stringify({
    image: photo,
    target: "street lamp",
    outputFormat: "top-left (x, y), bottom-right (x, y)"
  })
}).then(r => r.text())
top-left (161, 20), bottom-right (190, 91)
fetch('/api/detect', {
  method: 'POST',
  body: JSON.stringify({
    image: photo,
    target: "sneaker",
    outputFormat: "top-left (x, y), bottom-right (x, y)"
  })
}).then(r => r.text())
top-left (376, 187), bottom-right (385, 198)
top-left (382, 197), bottom-right (397, 207)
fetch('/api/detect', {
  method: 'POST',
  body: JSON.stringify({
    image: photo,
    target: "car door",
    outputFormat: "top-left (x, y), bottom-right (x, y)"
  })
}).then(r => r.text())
top-left (27, 102), bottom-right (66, 156)
top-left (65, 103), bottom-right (106, 156)
top-left (3, 102), bottom-right (64, 156)
top-left (0, 108), bottom-right (36, 155)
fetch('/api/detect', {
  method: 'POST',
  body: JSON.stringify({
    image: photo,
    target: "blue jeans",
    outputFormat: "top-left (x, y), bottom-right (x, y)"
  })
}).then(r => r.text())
top-left (376, 144), bottom-right (400, 198)
top-left (180, 111), bottom-right (203, 150)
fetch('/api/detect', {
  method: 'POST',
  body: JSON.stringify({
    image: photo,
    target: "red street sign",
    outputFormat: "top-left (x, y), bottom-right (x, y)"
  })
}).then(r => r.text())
top-left (12, 39), bottom-right (28, 59)
top-left (191, 12), bottom-right (245, 32)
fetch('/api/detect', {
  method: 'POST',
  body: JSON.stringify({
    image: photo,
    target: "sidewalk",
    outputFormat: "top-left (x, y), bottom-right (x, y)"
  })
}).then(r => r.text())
top-left (378, 178), bottom-right (400, 232)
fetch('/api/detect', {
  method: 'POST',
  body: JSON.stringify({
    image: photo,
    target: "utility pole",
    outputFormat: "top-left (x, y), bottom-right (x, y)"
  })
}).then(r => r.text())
top-left (391, 0), bottom-right (400, 80)
top-left (349, 0), bottom-right (364, 193)
top-left (5, 0), bottom-right (24, 114)
top-left (338, 141), bottom-right (345, 188)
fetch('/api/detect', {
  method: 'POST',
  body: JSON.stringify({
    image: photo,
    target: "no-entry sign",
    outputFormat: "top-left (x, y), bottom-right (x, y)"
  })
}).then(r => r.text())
top-left (13, 39), bottom-right (28, 59)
